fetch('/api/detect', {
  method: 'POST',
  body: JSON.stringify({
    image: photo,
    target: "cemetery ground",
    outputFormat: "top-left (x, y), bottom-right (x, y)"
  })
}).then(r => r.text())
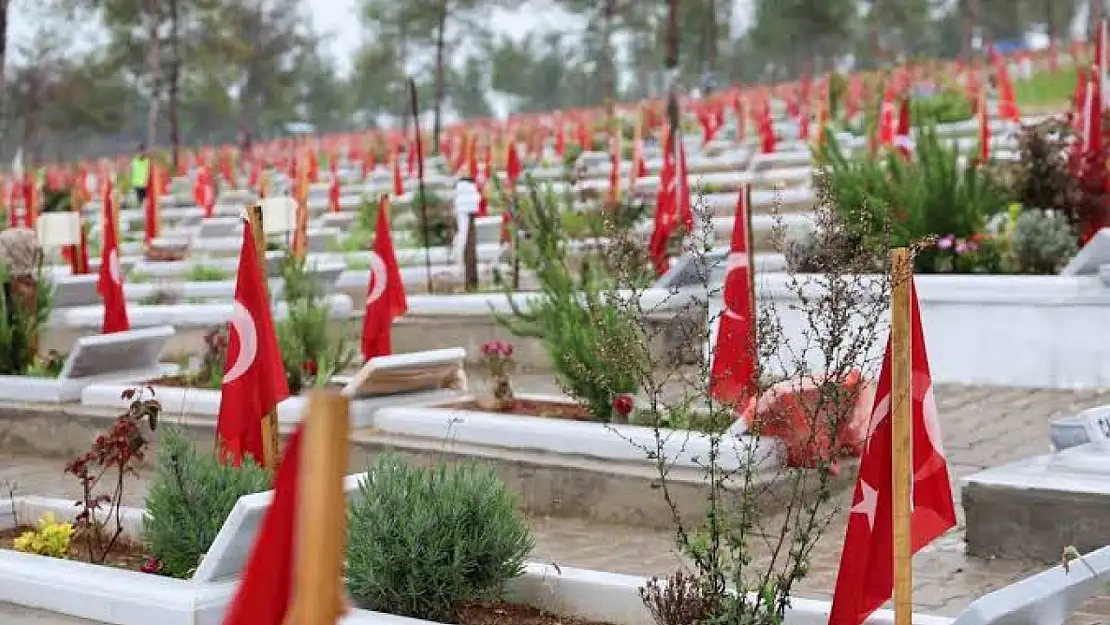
top-left (3, 378), bottom-right (1110, 624)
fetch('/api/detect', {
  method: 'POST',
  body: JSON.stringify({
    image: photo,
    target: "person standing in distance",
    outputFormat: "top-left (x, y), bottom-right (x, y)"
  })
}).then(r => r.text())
top-left (130, 144), bottom-right (151, 207)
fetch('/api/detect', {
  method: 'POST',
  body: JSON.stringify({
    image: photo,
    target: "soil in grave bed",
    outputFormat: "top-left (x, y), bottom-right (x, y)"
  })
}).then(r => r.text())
top-left (456, 600), bottom-right (614, 625)
top-left (146, 374), bottom-right (215, 390)
top-left (442, 399), bottom-right (594, 421)
top-left (0, 526), bottom-right (151, 571)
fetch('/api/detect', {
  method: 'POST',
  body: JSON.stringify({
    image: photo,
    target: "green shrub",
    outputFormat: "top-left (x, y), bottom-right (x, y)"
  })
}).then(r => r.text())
top-left (0, 263), bottom-right (53, 375)
top-left (496, 184), bottom-right (642, 422)
top-left (185, 265), bottom-right (229, 282)
top-left (276, 255), bottom-right (355, 394)
top-left (1011, 209), bottom-right (1078, 274)
top-left (346, 455), bottom-right (533, 622)
top-left (821, 125), bottom-right (1012, 272)
top-left (142, 427), bottom-right (271, 579)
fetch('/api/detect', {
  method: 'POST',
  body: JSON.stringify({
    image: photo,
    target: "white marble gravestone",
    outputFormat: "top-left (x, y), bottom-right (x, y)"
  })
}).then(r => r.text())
top-left (1061, 228), bottom-right (1110, 276)
top-left (0, 325), bottom-right (176, 402)
top-left (340, 347), bottom-right (468, 398)
top-left (192, 472), bottom-right (367, 582)
top-left (52, 274), bottom-right (100, 308)
top-left (951, 543), bottom-right (1110, 625)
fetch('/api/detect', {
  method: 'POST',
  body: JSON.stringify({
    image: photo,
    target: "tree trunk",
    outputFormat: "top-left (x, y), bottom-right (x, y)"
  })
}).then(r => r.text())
top-left (665, 0), bottom-right (679, 132)
top-left (145, 14), bottom-right (162, 149)
top-left (432, 0), bottom-right (448, 154)
top-left (168, 0), bottom-right (181, 171)
top-left (705, 0), bottom-right (717, 81)
top-left (603, 0), bottom-right (617, 112)
top-left (0, 0), bottom-right (10, 149)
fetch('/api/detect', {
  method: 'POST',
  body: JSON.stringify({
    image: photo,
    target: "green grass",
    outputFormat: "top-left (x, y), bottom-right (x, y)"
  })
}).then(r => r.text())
top-left (1014, 67), bottom-right (1078, 111)
top-left (185, 265), bottom-right (230, 282)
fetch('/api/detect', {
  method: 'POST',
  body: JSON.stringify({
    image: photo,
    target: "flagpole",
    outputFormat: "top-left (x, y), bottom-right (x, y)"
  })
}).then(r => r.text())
top-left (247, 202), bottom-right (280, 471)
top-left (407, 78), bottom-right (433, 295)
top-left (890, 247), bottom-right (914, 625)
top-left (283, 390), bottom-right (350, 625)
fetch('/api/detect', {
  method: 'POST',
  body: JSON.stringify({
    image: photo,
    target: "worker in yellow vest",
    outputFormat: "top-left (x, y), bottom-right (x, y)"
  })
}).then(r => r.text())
top-left (130, 144), bottom-right (151, 207)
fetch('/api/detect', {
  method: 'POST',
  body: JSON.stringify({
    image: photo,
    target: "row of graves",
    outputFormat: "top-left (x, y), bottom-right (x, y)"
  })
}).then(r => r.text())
top-left (2, 37), bottom-right (1110, 625)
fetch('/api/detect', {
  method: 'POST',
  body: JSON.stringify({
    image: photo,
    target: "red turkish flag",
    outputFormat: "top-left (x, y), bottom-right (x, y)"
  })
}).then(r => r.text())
top-left (195, 167), bottom-right (216, 218)
top-left (709, 185), bottom-right (756, 405)
top-left (97, 183), bottom-right (129, 334)
top-left (328, 162), bottom-right (341, 213)
top-left (828, 278), bottom-right (956, 625)
top-left (894, 97), bottom-right (913, 160)
top-left (758, 105), bottom-right (776, 154)
top-left (506, 140), bottom-right (522, 186)
top-left (216, 225), bottom-right (290, 466)
top-left (649, 130), bottom-right (679, 276)
top-left (361, 196), bottom-right (408, 360)
top-left (221, 424), bottom-right (303, 625)
top-left (144, 166), bottom-right (160, 246)
top-left (991, 46), bottom-right (1021, 122)
top-left (978, 92), bottom-right (992, 164)
top-left (878, 85), bottom-right (897, 148)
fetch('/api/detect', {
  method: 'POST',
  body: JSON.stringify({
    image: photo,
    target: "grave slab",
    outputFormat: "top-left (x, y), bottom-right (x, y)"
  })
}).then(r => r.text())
top-left (963, 443), bottom-right (1110, 563)
top-left (0, 325), bottom-right (176, 403)
top-left (1061, 228), bottom-right (1110, 276)
top-left (951, 543), bottom-right (1110, 625)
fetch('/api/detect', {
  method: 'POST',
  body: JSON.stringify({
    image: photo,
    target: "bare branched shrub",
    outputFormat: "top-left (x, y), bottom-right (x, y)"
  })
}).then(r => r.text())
top-left (640, 570), bottom-right (718, 625)
top-left (585, 170), bottom-right (901, 624)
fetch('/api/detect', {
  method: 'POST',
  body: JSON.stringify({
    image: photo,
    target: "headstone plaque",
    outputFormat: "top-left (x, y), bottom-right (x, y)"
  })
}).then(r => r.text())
top-left (342, 347), bottom-right (467, 398)
top-left (52, 275), bottom-right (100, 308)
top-left (60, 325), bottom-right (176, 380)
top-left (260, 197), bottom-right (296, 234)
top-left (654, 248), bottom-right (729, 291)
top-left (193, 473), bottom-right (366, 582)
top-left (36, 212), bottom-right (81, 248)
top-left (1061, 228), bottom-right (1110, 276)
top-left (196, 217), bottom-right (243, 240)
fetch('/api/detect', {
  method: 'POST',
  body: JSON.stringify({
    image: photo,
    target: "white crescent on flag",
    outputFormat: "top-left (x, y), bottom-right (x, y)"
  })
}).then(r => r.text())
top-left (366, 251), bottom-right (388, 306)
top-left (222, 301), bottom-right (258, 385)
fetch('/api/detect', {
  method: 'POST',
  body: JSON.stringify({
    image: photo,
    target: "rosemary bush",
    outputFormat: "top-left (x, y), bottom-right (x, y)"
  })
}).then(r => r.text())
top-left (276, 254), bottom-right (355, 394)
top-left (0, 263), bottom-right (53, 375)
top-left (496, 183), bottom-right (643, 422)
top-left (142, 427), bottom-right (271, 578)
top-left (1011, 209), bottom-right (1078, 274)
top-left (346, 454), bottom-right (532, 622)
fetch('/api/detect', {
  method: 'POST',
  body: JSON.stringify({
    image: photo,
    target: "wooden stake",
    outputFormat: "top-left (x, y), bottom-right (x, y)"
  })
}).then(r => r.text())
top-left (246, 203), bottom-right (279, 470)
top-left (890, 247), bottom-right (914, 625)
top-left (463, 213), bottom-right (478, 292)
top-left (283, 390), bottom-right (350, 625)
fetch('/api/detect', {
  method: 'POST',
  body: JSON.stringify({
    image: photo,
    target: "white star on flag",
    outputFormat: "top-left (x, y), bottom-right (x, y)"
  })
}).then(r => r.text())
top-left (850, 480), bottom-right (878, 529)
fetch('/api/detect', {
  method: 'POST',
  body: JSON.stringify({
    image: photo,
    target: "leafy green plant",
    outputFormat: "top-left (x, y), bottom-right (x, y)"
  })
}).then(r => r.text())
top-left (821, 125), bottom-right (1012, 272)
top-left (496, 184), bottom-right (642, 422)
top-left (25, 350), bottom-right (66, 378)
top-left (185, 265), bottom-right (229, 282)
top-left (14, 513), bottom-right (75, 558)
top-left (0, 263), bottom-right (53, 375)
top-left (1011, 209), bottom-right (1079, 274)
top-left (346, 454), bottom-right (532, 622)
top-left (142, 427), bottom-right (271, 579)
top-left (276, 255), bottom-right (355, 394)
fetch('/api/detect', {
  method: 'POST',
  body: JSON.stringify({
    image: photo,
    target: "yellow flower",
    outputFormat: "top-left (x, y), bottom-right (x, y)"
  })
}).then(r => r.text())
top-left (12, 513), bottom-right (75, 559)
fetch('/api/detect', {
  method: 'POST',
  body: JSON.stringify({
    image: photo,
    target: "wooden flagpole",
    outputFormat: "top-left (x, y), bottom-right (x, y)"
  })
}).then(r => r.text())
top-left (246, 203), bottom-right (280, 471)
top-left (890, 247), bottom-right (913, 625)
top-left (284, 390), bottom-right (350, 625)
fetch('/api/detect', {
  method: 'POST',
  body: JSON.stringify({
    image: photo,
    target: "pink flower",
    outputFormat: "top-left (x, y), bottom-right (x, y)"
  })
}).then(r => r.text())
top-left (955, 240), bottom-right (968, 255)
top-left (500, 342), bottom-right (514, 357)
top-left (937, 235), bottom-right (955, 250)
top-left (140, 557), bottom-right (162, 574)
top-left (611, 394), bottom-right (634, 418)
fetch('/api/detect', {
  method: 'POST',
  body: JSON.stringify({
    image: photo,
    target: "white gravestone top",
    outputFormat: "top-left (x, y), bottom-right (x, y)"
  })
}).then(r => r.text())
top-left (192, 472), bottom-right (366, 582)
top-left (62, 325), bottom-right (177, 380)
top-left (341, 347), bottom-right (468, 398)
